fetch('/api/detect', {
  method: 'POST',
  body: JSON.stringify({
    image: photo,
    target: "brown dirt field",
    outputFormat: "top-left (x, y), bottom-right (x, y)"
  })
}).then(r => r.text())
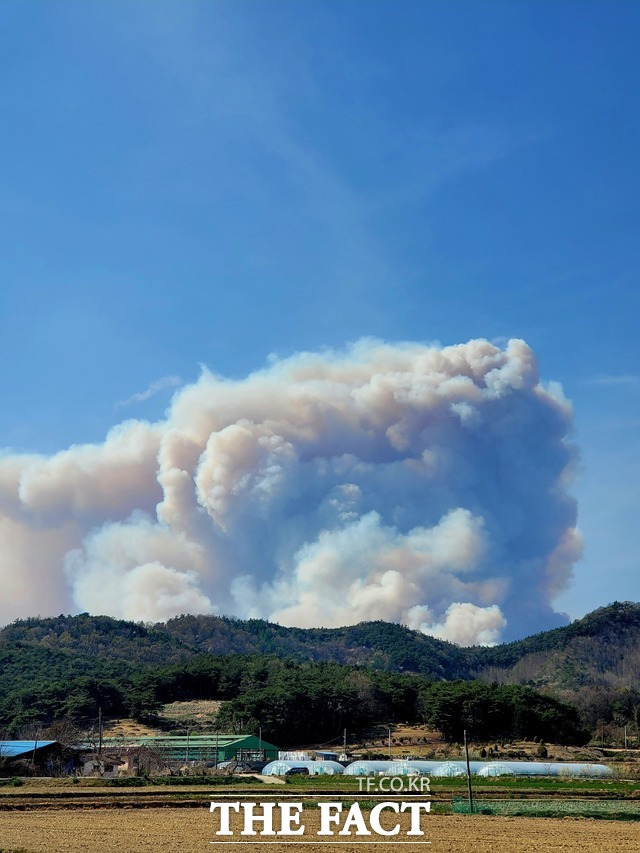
top-left (101, 719), bottom-right (163, 738)
top-left (161, 699), bottom-right (222, 721)
top-left (102, 702), bottom-right (222, 738)
top-left (0, 807), bottom-right (638, 852)
top-left (348, 726), bottom-right (624, 766)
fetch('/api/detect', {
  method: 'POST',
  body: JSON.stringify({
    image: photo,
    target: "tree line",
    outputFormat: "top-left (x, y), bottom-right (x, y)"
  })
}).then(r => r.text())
top-left (0, 647), bottom-right (588, 746)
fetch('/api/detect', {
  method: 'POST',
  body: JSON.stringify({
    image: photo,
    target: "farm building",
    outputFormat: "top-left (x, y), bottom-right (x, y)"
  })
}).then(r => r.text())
top-left (80, 745), bottom-right (168, 778)
top-left (0, 740), bottom-right (72, 775)
top-left (110, 734), bottom-right (279, 765)
top-left (78, 734), bottom-right (280, 777)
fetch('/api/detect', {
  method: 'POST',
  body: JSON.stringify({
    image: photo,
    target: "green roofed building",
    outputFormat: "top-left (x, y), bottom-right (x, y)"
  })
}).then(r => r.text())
top-left (105, 734), bottom-right (279, 764)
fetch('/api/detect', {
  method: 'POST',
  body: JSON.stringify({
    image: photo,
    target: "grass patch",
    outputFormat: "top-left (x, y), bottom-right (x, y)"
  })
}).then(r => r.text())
top-left (278, 773), bottom-right (640, 799)
top-left (453, 797), bottom-right (640, 820)
top-left (101, 774), bottom-right (256, 787)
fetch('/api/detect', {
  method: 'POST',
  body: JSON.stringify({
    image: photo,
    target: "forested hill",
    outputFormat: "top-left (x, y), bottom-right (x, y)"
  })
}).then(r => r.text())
top-left (1, 603), bottom-right (638, 739)
top-left (2, 601), bottom-right (639, 687)
top-left (0, 613), bottom-right (194, 668)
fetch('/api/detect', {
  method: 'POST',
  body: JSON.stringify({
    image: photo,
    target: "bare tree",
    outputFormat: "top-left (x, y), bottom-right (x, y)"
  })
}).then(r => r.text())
top-left (42, 718), bottom-right (84, 749)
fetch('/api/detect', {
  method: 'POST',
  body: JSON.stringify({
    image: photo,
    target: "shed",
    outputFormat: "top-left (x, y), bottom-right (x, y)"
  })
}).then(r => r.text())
top-left (314, 751), bottom-right (339, 761)
top-left (0, 741), bottom-right (68, 775)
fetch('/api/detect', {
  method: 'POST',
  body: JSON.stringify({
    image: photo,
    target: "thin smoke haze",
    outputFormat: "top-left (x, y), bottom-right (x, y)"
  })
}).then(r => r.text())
top-left (0, 338), bottom-right (581, 644)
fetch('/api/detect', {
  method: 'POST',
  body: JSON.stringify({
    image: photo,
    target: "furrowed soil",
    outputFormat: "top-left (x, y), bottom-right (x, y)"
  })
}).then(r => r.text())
top-left (0, 807), bottom-right (639, 852)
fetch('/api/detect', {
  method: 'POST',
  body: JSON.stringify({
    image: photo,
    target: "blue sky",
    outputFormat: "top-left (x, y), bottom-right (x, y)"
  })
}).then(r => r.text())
top-left (0, 0), bottom-right (638, 622)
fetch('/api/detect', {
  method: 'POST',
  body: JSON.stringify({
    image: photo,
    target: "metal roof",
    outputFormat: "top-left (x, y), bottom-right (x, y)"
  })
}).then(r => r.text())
top-left (79, 734), bottom-right (280, 753)
top-left (0, 740), bottom-right (57, 758)
top-left (130, 734), bottom-right (278, 749)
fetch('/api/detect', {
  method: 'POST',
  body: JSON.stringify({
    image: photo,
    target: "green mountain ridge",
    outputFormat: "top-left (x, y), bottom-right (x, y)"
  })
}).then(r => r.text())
top-left (2, 600), bottom-right (639, 686)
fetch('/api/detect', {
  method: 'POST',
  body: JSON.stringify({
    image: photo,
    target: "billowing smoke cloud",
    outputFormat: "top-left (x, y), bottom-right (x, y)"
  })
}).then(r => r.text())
top-left (0, 339), bottom-right (581, 644)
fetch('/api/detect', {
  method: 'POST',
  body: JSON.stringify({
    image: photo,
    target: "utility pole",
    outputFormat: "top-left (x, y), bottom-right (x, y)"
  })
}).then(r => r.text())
top-left (464, 729), bottom-right (474, 815)
top-left (388, 727), bottom-right (392, 758)
top-left (31, 729), bottom-right (39, 768)
top-left (343, 728), bottom-right (347, 755)
top-left (98, 706), bottom-right (103, 757)
top-left (258, 725), bottom-right (262, 759)
top-left (185, 728), bottom-right (190, 763)
top-left (215, 730), bottom-right (219, 770)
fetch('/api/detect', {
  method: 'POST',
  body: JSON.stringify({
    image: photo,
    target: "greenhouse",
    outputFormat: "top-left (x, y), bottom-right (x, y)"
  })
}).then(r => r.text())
top-left (345, 760), bottom-right (445, 776)
top-left (476, 762), bottom-right (516, 777)
top-left (407, 760), bottom-right (474, 775)
top-left (556, 763), bottom-right (613, 778)
top-left (431, 761), bottom-right (467, 778)
top-left (385, 761), bottom-right (422, 776)
top-left (342, 760), bottom-right (613, 778)
top-left (343, 761), bottom-right (394, 776)
top-left (262, 760), bottom-right (345, 776)
top-left (474, 761), bottom-right (613, 778)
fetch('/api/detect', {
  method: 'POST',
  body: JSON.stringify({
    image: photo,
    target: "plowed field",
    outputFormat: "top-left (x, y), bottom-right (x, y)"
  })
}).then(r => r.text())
top-left (0, 807), bottom-right (638, 852)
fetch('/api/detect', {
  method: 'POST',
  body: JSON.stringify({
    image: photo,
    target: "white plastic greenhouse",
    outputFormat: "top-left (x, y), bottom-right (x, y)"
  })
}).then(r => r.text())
top-left (345, 760), bottom-right (465, 776)
top-left (385, 761), bottom-right (422, 776)
top-left (343, 761), bottom-right (394, 776)
top-left (342, 760), bottom-right (612, 778)
top-left (474, 761), bottom-right (613, 778)
top-left (555, 763), bottom-right (613, 778)
top-left (476, 762), bottom-right (516, 777)
top-left (411, 760), bottom-right (482, 775)
top-left (431, 762), bottom-right (467, 777)
top-left (262, 760), bottom-right (345, 776)
top-left (261, 758), bottom-right (612, 779)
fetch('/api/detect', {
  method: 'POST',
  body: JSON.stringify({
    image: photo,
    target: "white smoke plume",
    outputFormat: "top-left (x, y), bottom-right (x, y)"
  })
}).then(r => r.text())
top-left (0, 339), bottom-right (581, 644)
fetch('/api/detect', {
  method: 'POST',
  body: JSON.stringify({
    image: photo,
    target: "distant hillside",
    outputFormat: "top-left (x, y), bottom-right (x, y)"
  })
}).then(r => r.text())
top-left (161, 603), bottom-right (640, 693)
top-left (472, 601), bottom-right (640, 686)
top-left (470, 602), bottom-right (640, 727)
top-left (161, 615), bottom-right (474, 679)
